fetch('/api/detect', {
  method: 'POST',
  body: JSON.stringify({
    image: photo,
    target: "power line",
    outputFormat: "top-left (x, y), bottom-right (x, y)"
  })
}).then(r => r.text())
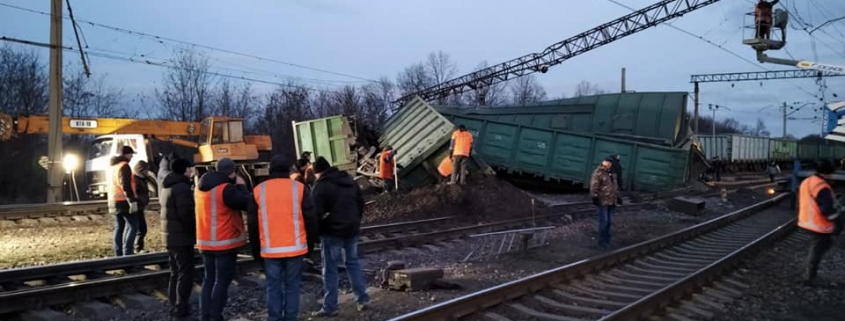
top-left (0, 1), bottom-right (378, 83)
top-left (0, 36), bottom-right (340, 94)
top-left (64, 0), bottom-right (89, 77)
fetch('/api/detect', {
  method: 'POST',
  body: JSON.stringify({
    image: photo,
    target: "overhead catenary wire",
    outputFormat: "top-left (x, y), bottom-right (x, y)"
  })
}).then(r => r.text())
top-left (0, 1), bottom-right (378, 83)
top-left (64, 0), bottom-right (89, 77)
top-left (0, 36), bottom-right (342, 94)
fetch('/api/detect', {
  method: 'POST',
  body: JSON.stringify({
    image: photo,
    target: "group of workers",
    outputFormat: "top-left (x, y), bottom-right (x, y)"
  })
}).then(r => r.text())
top-left (109, 147), bottom-right (368, 321)
top-left (377, 125), bottom-right (475, 191)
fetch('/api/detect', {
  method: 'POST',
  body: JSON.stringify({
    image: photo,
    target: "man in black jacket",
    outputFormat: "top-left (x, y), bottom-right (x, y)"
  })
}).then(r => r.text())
top-left (133, 160), bottom-right (151, 252)
top-left (196, 159), bottom-right (252, 321)
top-left (160, 158), bottom-right (196, 320)
top-left (110, 146), bottom-right (139, 256)
top-left (310, 157), bottom-right (369, 317)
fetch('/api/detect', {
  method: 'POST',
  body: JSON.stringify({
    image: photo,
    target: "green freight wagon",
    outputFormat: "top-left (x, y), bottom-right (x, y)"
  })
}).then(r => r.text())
top-left (768, 138), bottom-right (798, 161)
top-left (439, 111), bottom-right (690, 192)
top-left (379, 97), bottom-right (492, 189)
top-left (436, 92), bottom-right (689, 147)
top-left (292, 115), bottom-right (357, 173)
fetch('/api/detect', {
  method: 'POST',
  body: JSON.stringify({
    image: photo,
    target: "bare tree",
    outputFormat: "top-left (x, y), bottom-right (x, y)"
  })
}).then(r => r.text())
top-left (462, 61), bottom-right (508, 106)
top-left (213, 79), bottom-right (257, 121)
top-left (510, 74), bottom-right (547, 105)
top-left (0, 45), bottom-right (48, 203)
top-left (156, 51), bottom-right (215, 122)
top-left (396, 62), bottom-right (432, 98)
top-left (574, 80), bottom-right (606, 97)
top-left (331, 85), bottom-right (361, 116)
top-left (425, 51), bottom-right (458, 88)
top-left (311, 90), bottom-right (340, 118)
top-left (63, 69), bottom-right (122, 118)
top-left (254, 84), bottom-right (313, 160)
top-left (747, 118), bottom-right (771, 137)
top-left (359, 77), bottom-right (395, 127)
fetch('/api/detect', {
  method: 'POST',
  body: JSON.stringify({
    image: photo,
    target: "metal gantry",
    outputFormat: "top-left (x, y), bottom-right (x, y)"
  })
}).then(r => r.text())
top-left (396, 0), bottom-right (725, 104)
top-left (690, 69), bottom-right (845, 83)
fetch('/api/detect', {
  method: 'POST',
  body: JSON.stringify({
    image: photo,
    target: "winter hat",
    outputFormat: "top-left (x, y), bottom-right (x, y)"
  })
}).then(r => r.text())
top-left (216, 158), bottom-right (236, 175)
top-left (312, 156), bottom-right (331, 174)
top-left (170, 158), bottom-right (191, 175)
top-left (122, 146), bottom-right (135, 155)
top-left (269, 155), bottom-right (291, 174)
top-left (133, 160), bottom-right (149, 174)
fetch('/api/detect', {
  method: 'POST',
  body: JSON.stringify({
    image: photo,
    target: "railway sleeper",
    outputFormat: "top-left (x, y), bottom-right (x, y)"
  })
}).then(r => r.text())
top-left (622, 264), bottom-right (691, 279)
top-left (593, 273), bottom-right (667, 289)
top-left (631, 259), bottom-right (698, 274)
top-left (533, 294), bottom-right (611, 316)
top-left (645, 255), bottom-right (710, 268)
top-left (611, 268), bottom-right (681, 283)
top-left (550, 287), bottom-right (628, 309)
top-left (570, 282), bottom-right (641, 302)
top-left (580, 277), bottom-right (656, 296)
top-left (506, 303), bottom-right (587, 321)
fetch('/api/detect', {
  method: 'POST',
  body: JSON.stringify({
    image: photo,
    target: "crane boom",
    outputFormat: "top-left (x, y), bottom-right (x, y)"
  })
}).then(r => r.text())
top-left (0, 113), bottom-right (198, 140)
top-left (396, 0), bottom-right (724, 104)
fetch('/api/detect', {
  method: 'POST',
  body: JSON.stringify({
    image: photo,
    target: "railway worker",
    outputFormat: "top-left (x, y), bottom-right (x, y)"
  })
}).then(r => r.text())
top-left (195, 158), bottom-right (252, 321)
top-left (248, 155), bottom-right (316, 321)
top-left (109, 146), bottom-right (140, 257)
top-left (379, 145), bottom-right (396, 192)
top-left (299, 151), bottom-right (316, 186)
top-left (448, 125), bottom-right (474, 185)
top-left (290, 159), bottom-right (307, 185)
top-left (754, 0), bottom-right (780, 40)
top-left (132, 160), bottom-right (151, 253)
top-left (161, 158), bottom-right (197, 320)
top-left (590, 156), bottom-right (619, 249)
top-left (310, 157), bottom-right (370, 316)
top-left (797, 160), bottom-right (841, 283)
top-left (767, 161), bottom-right (781, 182)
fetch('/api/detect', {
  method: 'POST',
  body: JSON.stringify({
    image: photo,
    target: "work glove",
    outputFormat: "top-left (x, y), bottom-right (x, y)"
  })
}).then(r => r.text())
top-left (129, 201), bottom-right (138, 214)
top-left (592, 197), bottom-right (600, 206)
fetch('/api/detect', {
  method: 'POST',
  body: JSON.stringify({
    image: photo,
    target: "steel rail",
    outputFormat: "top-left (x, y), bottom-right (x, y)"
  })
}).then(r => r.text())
top-left (385, 193), bottom-right (788, 321)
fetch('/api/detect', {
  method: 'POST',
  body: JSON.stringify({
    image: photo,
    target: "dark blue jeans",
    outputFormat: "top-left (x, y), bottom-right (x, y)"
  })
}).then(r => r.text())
top-left (320, 235), bottom-right (369, 313)
top-left (113, 212), bottom-right (139, 256)
top-left (383, 179), bottom-right (395, 192)
top-left (264, 256), bottom-right (304, 321)
top-left (596, 205), bottom-right (615, 248)
top-left (200, 251), bottom-right (237, 321)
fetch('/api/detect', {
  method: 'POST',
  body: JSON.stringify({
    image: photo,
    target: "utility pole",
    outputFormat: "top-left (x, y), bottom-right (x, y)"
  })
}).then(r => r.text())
top-left (709, 104), bottom-right (720, 141)
top-left (47, 0), bottom-right (64, 203)
top-left (782, 102), bottom-right (787, 138)
top-left (693, 82), bottom-right (699, 134)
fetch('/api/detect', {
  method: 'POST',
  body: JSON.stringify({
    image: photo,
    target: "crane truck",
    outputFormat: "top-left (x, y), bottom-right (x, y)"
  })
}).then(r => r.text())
top-left (0, 113), bottom-right (272, 199)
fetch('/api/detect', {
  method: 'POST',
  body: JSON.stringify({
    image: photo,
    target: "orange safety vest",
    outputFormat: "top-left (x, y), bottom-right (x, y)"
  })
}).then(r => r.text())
top-left (254, 179), bottom-right (308, 258)
top-left (110, 161), bottom-right (136, 202)
top-left (451, 130), bottom-right (473, 157)
top-left (798, 175), bottom-right (835, 234)
top-left (196, 185), bottom-right (247, 251)
top-left (379, 150), bottom-right (395, 179)
top-left (438, 156), bottom-right (452, 177)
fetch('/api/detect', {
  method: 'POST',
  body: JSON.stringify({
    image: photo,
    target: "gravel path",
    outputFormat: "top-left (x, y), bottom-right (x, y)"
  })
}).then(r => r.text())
top-left (713, 229), bottom-right (845, 321)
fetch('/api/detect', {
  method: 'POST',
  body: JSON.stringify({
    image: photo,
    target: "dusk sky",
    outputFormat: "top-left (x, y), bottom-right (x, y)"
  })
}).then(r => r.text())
top-left (1, 0), bottom-right (844, 138)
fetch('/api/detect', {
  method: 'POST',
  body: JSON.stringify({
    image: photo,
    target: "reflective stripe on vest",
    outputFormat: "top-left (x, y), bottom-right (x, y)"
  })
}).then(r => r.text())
top-left (798, 176), bottom-right (835, 234)
top-left (256, 179), bottom-right (307, 257)
top-left (110, 161), bottom-right (135, 201)
top-left (196, 186), bottom-right (247, 250)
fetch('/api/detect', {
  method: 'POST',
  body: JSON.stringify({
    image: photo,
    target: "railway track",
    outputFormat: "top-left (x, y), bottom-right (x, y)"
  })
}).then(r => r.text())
top-left (0, 200), bottom-right (637, 316)
top-left (0, 179), bottom-right (785, 222)
top-left (385, 193), bottom-right (793, 321)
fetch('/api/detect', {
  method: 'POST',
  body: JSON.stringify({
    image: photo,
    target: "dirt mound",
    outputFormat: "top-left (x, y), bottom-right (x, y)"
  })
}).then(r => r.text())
top-left (365, 176), bottom-right (545, 225)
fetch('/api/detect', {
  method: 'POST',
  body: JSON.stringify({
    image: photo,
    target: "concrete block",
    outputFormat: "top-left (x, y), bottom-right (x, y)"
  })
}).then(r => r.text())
top-left (112, 293), bottom-right (160, 310)
top-left (389, 268), bottom-right (444, 291)
top-left (37, 217), bottom-right (57, 224)
top-left (55, 216), bottom-right (72, 223)
top-left (20, 309), bottom-right (72, 321)
top-left (72, 300), bottom-right (120, 320)
top-left (380, 261), bottom-right (407, 286)
top-left (0, 220), bottom-right (16, 228)
top-left (71, 215), bottom-right (90, 222)
top-left (668, 197), bottom-right (706, 215)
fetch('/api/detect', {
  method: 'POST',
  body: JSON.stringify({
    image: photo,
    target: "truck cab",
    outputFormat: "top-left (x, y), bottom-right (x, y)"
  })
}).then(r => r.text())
top-left (85, 134), bottom-right (149, 199)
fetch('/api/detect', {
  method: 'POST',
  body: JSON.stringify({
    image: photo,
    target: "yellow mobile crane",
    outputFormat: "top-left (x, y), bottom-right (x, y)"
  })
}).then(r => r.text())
top-left (0, 113), bottom-right (272, 198)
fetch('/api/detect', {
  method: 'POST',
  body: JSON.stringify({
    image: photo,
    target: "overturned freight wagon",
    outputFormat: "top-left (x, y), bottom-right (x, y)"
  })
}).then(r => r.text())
top-left (292, 115), bottom-right (358, 173)
top-left (437, 110), bottom-right (691, 192)
top-left (436, 92), bottom-right (690, 147)
top-left (379, 97), bottom-right (493, 189)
